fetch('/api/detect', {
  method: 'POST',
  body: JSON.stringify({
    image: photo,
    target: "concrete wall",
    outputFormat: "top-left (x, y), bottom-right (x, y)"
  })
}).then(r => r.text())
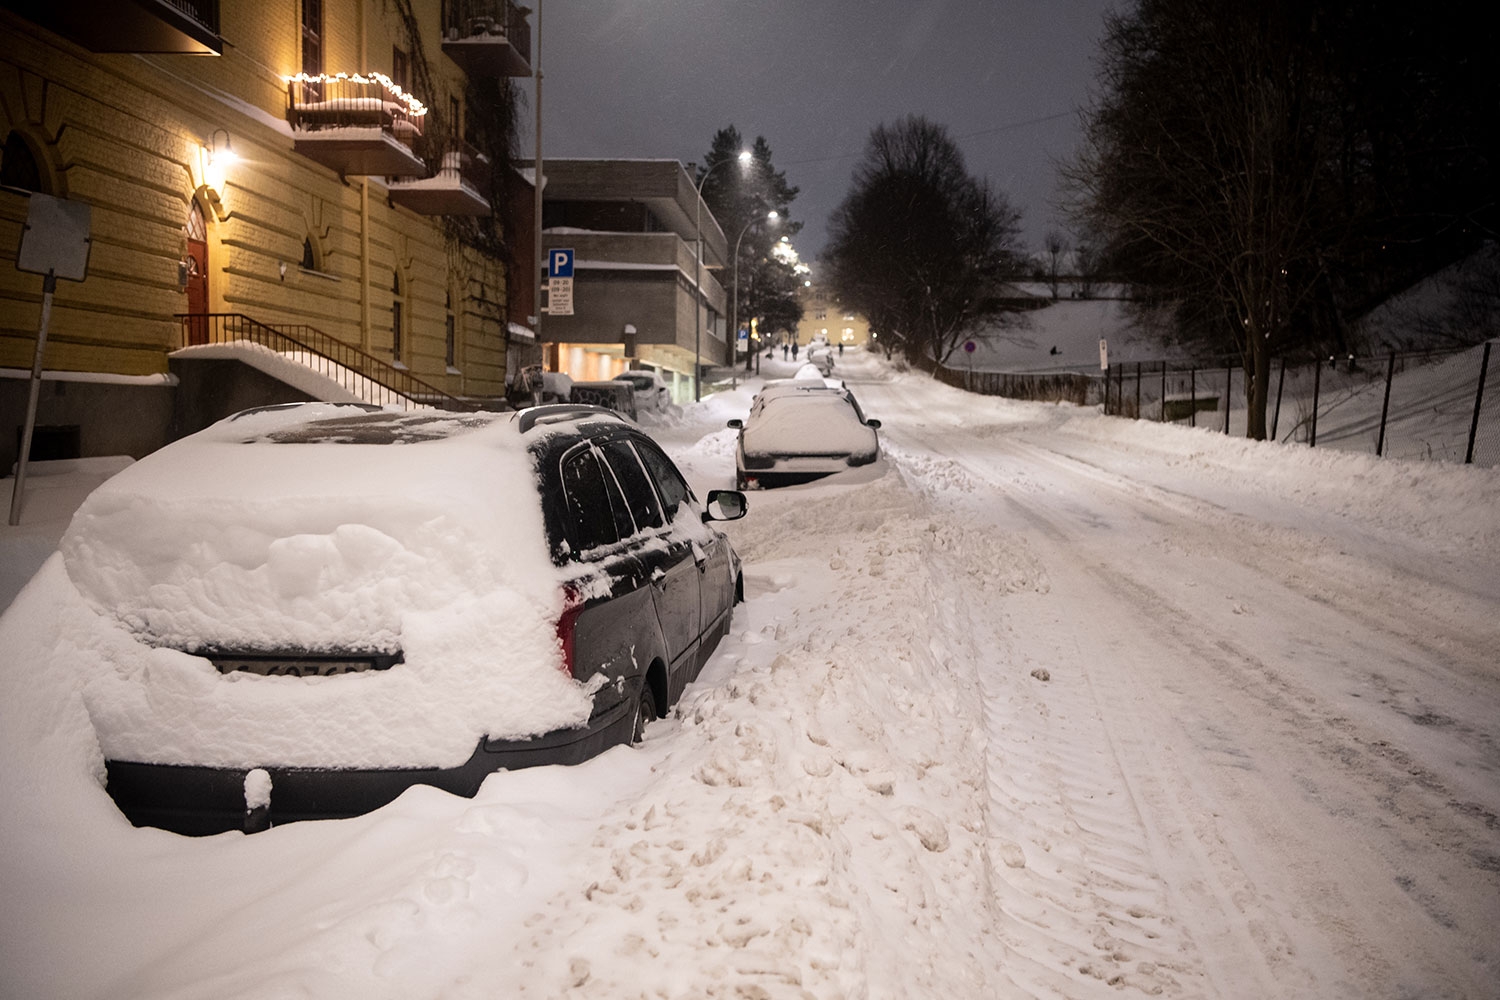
top-left (0, 376), bottom-right (174, 472)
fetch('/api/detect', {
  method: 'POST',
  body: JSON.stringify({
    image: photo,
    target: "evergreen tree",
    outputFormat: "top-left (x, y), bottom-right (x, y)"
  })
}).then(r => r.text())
top-left (697, 127), bottom-right (803, 357)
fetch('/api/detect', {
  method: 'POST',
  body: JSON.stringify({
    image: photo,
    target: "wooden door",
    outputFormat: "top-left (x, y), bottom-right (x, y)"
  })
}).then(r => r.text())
top-left (186, 201), bottom-right (209, 344)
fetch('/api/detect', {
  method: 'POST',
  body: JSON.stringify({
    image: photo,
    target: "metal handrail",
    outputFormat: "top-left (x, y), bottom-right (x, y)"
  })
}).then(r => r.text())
top-left (177, 313), bottom-right (471, 411)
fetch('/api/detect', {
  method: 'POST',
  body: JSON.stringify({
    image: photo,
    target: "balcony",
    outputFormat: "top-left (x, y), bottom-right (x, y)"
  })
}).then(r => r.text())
top-left (286, 73), bottom-right (427, 178)
top-left (9, 0), bottom-right (222, 54)
top-left (387, 140), bottom-right (492, 216)
top-left (441, 0), bottom-right (533, 77)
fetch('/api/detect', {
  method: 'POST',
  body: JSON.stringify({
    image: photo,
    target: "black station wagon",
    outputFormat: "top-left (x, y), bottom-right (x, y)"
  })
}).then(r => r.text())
top-left (89, 403), bottom-right (746, 835)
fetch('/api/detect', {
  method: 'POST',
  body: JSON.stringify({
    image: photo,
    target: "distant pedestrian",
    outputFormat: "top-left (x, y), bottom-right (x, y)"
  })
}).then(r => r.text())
top-left (782, 343), bottom-right (788, 360)
top-left (792, 342), bottom-right (798, 360)
top-left (838, 342), bottom-right (844, 356)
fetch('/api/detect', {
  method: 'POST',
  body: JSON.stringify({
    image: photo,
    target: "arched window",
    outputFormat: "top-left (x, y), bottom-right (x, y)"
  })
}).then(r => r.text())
top-left (186, 201), bottom-right (207, 242)
top-left (1, 131), bottom-right (47, 193)
top-left (301, 237), bottom-right (317, 271)
top-left (391, 270), bottom-right (405, 361)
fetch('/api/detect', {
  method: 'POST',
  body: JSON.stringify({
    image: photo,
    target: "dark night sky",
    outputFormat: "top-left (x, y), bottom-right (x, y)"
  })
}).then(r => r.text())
top-left (526, 0), bottom-right (1117, 265)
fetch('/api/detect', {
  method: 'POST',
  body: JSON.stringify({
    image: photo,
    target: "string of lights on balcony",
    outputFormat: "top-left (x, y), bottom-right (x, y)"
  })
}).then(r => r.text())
top-left (285, 72), bottom-right (429, 117)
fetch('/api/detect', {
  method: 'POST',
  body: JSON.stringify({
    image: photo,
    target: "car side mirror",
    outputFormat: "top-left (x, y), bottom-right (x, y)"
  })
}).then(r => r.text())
top-left (703, 489), bottom-right (748, 522)
top-left (726, 418), bottom-right (743, 430)
top-left (866, 418), bottom-right (881, 429)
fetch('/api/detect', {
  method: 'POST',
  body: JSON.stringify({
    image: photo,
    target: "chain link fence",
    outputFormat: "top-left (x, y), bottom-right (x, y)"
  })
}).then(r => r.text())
top-left (935, 340), bottom-right (1498, 468)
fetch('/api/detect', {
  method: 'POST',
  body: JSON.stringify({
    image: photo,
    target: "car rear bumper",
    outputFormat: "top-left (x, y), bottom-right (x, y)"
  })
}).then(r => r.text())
top-left (105, 694), bottom-right (636, 836)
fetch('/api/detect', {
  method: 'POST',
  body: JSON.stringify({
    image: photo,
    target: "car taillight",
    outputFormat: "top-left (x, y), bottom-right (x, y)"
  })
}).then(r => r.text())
top-left (555, 588), bottom-right (584, 677)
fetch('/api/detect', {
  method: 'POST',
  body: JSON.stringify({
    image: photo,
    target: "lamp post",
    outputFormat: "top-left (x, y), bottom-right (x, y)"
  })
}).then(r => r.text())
top-left (530, 0), bottom-right (545, 406)
top-left (692, 149), bottom-right (751, 401)
top-left (731, 210), bottom-right (778, 388)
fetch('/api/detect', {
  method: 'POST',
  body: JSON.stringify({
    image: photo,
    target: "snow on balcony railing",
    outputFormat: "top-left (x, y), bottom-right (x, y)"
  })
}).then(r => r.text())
top-left (286, 73), bottom-right (428, 147)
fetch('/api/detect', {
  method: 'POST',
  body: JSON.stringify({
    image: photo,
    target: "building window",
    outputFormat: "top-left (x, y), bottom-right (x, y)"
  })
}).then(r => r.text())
top-left (391, 270), bottom-right (405, 362)
top-left (186, 200), bottom-right (207, 242)
top-left (301, 0), bottom-right (323, 76)
top-left (444, 288), bottom-right (457, 369)
top-left (391, 46), bottom-right (409, 92)
top-left (301, 237), bottom-right (317, 271)
top-left (1, 131), bottom-right (46, 193)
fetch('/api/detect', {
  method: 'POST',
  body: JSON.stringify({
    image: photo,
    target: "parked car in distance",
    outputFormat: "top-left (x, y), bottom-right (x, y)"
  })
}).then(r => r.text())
top-left (77, 402), bottom-right (747, 835)
top-left (569, 380), bottom-right (638, 420)
top-left (613, 369), bottom-right (673, 413)
top-left (727, 382), bottom-right (882, 489)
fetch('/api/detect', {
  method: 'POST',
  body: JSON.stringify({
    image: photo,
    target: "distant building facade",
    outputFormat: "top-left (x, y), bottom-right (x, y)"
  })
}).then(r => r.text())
top-left (795, 280), bottom-right (872, 349)
top-left (536, 158), bottom-right (728, 403)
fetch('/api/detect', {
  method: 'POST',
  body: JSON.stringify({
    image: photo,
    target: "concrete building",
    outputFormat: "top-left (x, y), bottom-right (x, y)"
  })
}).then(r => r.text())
top-left (536, 158), bottom-right (728, 403)
top-left (1, 0), bottom-right (536, 473)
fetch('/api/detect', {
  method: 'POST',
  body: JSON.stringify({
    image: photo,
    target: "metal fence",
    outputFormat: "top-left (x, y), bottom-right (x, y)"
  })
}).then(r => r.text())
top-left (936, 341), bottom-right (1498, 468)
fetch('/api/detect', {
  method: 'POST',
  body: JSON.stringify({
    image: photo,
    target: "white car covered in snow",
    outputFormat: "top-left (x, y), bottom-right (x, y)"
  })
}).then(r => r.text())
top-left (727, 381), bottom-right (882, 489)
top-left (612, 369), bottom-right (672, 413)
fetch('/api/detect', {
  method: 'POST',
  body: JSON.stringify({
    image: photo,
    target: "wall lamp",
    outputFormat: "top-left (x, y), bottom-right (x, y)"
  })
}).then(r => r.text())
top-left (203, 128), bottom-right (237, 210)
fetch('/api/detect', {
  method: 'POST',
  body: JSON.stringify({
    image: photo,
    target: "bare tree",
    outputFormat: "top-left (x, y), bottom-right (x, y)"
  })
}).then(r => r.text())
top-left (1043, 230), bottom-right (1067, 300)
top-left (1068, 0), bottom-right (1498, 440)
top-left (825, 116), bottom-right (1023, 369)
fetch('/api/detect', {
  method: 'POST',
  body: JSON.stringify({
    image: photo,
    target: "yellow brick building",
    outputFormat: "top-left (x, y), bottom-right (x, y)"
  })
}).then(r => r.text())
top-left (795, 279), bottom-right (871, 349)
top-left (1, 0), bottom-right (534, 471)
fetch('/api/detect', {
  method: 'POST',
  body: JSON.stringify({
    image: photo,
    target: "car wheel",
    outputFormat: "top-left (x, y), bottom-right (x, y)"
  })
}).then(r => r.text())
top-left (631, 680), bottom-right (657, 744)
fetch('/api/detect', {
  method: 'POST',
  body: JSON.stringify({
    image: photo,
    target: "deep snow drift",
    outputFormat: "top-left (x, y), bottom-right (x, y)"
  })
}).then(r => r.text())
top-left (2, 348), bottom-right (1497, 999)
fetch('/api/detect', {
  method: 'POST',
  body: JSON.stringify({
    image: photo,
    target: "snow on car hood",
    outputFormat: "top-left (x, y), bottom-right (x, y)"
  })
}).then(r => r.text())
top-left (58, 404), bottom-right (594, 769)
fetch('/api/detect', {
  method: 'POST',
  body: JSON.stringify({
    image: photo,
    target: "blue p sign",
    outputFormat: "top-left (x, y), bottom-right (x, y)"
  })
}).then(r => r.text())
top-left (550, 249), bottom-right (575, 279)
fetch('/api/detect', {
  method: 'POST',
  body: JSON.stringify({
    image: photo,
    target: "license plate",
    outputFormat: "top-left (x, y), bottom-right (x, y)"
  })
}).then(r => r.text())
top-left (208, 654), bottom-right (396, 676)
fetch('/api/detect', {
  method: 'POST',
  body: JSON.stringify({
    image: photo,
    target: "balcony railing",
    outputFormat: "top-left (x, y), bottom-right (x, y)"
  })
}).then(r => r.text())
top-left (287, 73), bottom-right (425, 140)
top-left (13, 0), bottom-right (222, 54)
top-left (388, 139), bottom-right (493, 215)
top-left (442, 0), bottom-right (533, 76)
top-left (286, 73), bottom-right (428, 176)
top-left (178, 313), bottom-right (473, 411)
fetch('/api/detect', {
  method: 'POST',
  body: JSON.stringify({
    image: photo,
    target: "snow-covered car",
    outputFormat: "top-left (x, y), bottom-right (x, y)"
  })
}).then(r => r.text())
top-left (727, 383), bottom-right (882, 489)
top-left (75, 402), bottom-right (747, 835)
top-left (613, 369), bottom-right (672, 413)
top-left (804, 343), bottom-right (836, 377)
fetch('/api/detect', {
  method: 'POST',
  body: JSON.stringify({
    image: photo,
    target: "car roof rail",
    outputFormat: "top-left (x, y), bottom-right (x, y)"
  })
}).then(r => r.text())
top-left (515, 403), bottom-right (623, 433)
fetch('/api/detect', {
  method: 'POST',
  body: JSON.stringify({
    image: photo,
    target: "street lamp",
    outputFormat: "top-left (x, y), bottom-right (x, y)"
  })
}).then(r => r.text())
top-left (731, 210), bottom-right (778, 386)
top-left (693, 149), bottom-right (751, 401)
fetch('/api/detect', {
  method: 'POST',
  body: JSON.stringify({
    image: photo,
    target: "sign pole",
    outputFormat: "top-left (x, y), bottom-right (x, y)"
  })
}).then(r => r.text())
top-left (10, 193), bottom-right (92, 525)
top-left (10, 270), bottom-right (57, 526)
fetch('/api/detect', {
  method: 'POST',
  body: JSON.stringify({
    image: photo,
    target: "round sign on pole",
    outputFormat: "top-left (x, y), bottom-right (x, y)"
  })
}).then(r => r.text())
top-left (964, 340), bottom-right (976, 353)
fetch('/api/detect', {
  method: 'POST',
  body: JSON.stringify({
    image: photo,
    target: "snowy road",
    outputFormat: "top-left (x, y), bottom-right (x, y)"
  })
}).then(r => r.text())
top-left (848, 357), bottom-right (1500, 998)
top-left (2, 349), bottom-right (1497, 999)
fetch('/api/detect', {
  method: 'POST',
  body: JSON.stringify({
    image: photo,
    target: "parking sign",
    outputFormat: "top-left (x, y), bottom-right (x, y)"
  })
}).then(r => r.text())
top-left (549, 248), bottom-right (574, 278)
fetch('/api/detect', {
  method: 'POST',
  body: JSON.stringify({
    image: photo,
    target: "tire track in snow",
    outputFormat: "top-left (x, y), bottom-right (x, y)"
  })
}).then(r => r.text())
top-left (881, 439), bottom-right (1222, 998)
top-left (877, 407), bottom-right (1499, 999)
